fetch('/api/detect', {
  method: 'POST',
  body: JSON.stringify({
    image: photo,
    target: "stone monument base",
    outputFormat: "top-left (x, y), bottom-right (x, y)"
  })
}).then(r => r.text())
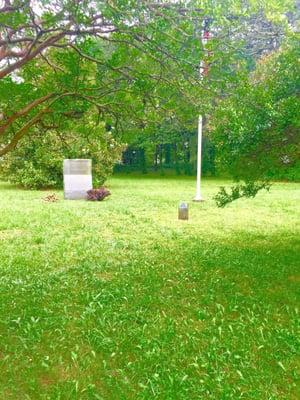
top-left (64, 190), bottom-right (90, 200)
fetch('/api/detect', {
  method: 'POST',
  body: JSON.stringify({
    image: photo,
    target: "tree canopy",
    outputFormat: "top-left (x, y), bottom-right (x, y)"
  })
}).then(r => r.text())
top-left (0, 0), bottom-right (203, 156)
top-left (210, 34), bottom-right (299, 206)
top-left (1, 1), bottom-right (294, 152)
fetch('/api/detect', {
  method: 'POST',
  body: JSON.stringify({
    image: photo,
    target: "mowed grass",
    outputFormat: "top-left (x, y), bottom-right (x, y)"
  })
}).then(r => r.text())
top-left (0, 175), bottom-right (299, 400)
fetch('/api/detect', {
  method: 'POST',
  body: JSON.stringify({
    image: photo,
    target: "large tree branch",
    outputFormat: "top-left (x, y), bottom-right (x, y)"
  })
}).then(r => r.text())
top-left (0, 0), bottom-right (24, 13)
top-left (0, 91), bottom-right (123, 155)
top-left (0, 93), bottom-right (55, 136)
top-left (0, 107), bottom-right (51, 156)
top-left (0, 32), bottom-right (65, 79)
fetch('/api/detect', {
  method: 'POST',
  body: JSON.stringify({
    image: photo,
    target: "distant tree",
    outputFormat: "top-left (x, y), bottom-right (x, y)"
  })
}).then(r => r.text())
top-left (210, 36), bottom-right (300, 206)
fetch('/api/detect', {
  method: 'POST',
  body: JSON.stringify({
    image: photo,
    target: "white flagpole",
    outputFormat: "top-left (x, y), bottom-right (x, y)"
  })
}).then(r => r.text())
top-left (194, 114), bottom-right (203, 201)
top-left (194, 20), bottom-right (209, 202)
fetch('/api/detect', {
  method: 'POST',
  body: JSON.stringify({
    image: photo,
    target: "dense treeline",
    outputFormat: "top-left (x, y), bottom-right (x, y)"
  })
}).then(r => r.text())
top-left (115, 133), bottom-right (216, 177)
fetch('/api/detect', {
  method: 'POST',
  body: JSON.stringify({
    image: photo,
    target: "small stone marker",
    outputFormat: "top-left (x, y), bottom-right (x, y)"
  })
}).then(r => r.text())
top-left (178, 202), bottom-right (189, 220)
top-left (63, 159), bottom-right (92, 200)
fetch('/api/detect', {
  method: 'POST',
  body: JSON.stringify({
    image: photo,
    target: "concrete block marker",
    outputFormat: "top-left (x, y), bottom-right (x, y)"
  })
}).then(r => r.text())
top-left (178, 202), bottom-right (189, 220)
top-left (63, 159), bottom-right (92, 200)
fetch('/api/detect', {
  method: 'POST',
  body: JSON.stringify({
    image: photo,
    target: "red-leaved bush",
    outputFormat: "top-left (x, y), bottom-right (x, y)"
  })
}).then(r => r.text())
top-left (87, 187), bottom-right (111, 201)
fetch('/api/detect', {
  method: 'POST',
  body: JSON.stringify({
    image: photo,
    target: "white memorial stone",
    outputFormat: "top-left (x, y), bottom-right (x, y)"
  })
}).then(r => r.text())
top-left (63, 159), bottom-right (92, 200)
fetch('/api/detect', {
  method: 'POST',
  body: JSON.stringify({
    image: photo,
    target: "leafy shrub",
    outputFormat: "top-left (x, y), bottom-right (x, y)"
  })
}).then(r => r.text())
top-left (0, 122), bottom-right (124, 189)
top-left (214, 181), bottom-right (271, 207)
top-left (87, 187), bottom-right (111, 201)
top-left (1, 160), bottom-right (59, 189)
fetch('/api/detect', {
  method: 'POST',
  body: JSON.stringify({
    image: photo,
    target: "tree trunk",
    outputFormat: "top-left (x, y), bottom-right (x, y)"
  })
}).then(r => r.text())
top-left (173, 143), bottom-right (180, 175)
top-left (159, 144), bottom-right (164, 175)
top-left (139, 148), bottom-right (147, 174)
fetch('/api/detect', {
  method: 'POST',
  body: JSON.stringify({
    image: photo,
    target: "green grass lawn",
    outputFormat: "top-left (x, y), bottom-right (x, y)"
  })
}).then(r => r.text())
top-left (0, 175), bottom-right (299, 399)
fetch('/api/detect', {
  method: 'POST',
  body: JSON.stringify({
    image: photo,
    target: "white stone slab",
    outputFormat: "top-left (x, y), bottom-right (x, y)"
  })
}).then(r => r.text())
top-left (63, 159), bottom-right (92, 200)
